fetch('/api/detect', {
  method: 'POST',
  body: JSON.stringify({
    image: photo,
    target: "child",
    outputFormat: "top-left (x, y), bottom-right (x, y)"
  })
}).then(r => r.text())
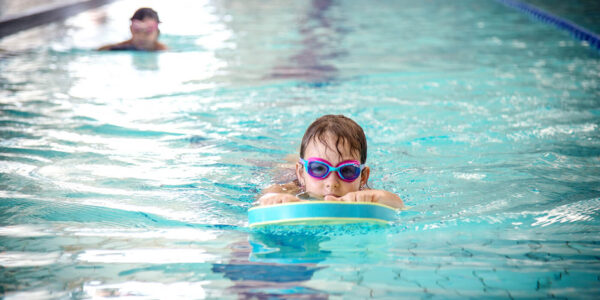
top-left (98, 7), bottom-right (167, 51)
top-left (258, 115), bottom-right (404, 209)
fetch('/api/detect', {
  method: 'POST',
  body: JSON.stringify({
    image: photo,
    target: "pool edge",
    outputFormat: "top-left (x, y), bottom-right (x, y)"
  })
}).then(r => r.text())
top-left (0, 0), bottom-right (117, 39)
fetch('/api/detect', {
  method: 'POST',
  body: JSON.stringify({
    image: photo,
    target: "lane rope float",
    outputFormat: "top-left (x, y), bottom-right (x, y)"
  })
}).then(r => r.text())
top-left (497, 0), bottom-right (600, 50)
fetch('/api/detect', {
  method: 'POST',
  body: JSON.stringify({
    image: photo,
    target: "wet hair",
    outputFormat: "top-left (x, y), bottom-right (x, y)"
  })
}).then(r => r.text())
top-left (300, 115), bottom-right (367, 164)
top-left (131, 7), bottom-right (160, 22)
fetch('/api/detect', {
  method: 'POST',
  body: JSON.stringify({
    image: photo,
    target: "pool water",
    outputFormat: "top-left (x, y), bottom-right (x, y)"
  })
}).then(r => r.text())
top-left (1, 0), bottom-right (599, 298)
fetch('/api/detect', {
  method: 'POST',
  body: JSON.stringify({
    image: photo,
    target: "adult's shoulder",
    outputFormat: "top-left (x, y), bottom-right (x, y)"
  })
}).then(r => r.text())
top-left (97, 40), bottom-right (133, 51)
top-left (155, 42), bottom-right (168, 51)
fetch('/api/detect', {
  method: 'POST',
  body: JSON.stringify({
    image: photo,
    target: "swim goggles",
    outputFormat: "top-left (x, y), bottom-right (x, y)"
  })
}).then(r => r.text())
top-left (131, 20), bottom-right (158, 33)
top-left (299, 157), bottom-right (364, 182)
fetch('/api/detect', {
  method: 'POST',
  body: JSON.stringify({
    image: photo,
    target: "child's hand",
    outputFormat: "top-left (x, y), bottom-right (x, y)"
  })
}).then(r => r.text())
top-left (324, 190), bottom-right (404, 209)
top-left (257, 193), bottom-right (301, 206)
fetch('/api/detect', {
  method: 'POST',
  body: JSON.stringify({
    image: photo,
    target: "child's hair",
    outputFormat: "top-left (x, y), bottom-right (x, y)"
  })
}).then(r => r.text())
top-left (300, 115), bottom-right (367, 164)
top-left (131, 7), bottom-right (160, 22)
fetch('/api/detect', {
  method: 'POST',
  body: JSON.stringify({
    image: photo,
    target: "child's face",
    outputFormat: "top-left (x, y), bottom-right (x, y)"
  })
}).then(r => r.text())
top-left (296, 134), bottom-right (369, 199)
top-left (130, 18), bottom-right (159, 46)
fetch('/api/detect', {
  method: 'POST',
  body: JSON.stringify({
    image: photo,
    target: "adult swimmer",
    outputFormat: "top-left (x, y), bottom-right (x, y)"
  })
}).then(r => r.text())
top-left (98, 7), bottom-right (167, 51)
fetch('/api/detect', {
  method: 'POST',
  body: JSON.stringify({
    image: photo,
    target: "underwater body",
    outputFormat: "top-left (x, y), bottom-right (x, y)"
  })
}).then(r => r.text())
top-left (1, 0), bottom-right (599, 298)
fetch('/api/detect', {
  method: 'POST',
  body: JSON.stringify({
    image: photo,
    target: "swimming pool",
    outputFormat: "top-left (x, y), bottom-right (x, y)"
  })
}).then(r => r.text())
top-left (1, 0), bottom-right (599, 298)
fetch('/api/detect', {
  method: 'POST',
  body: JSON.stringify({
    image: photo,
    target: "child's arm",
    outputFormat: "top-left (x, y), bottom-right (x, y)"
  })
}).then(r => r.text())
top-left (258, 192), bottom-right (301, 205)
top-left (261, 181), bottom-right (299, 194)
top-left (324, 189), bottom-right (404, 209)
top-left (257, 180), bottom-right (302, 206)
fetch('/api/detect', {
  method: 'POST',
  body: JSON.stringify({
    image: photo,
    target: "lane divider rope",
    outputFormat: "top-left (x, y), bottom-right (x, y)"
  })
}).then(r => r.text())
top-left (496, 0), bottom-right (600, 51)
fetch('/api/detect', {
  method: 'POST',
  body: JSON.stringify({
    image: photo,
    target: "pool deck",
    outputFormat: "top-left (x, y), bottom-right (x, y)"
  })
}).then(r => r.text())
top-left (0, 0), bottom-right (116, 38)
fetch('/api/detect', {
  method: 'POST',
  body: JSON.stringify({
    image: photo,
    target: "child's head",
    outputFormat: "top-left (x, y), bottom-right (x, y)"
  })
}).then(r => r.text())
top-left (131, 7), bottom-right (160, 22)
top-left (296, 115), bottom-right (370, 198)
top-left (129, 8), bottom-right (160, 47)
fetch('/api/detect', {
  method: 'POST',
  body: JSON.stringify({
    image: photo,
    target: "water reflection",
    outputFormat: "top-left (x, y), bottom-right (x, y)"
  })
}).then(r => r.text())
top-left (270, 0), bottom-right (344, 83)
top-left (212, 231), bottom-right (331, 299)
top-left (84, 281), bottom-right (207, 299)
top-left (131, 52), bottom-right (159, 71)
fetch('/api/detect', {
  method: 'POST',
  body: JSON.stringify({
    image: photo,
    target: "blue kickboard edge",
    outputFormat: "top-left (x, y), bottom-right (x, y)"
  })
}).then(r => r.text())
top-left (248, 201), bottom-right (398, 227)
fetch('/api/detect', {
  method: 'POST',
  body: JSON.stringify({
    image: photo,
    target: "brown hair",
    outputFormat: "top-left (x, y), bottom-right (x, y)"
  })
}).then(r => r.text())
top-left (300, 115), bottom-right (367, 163)
top-left (131, 7), bottom-right (160, 22)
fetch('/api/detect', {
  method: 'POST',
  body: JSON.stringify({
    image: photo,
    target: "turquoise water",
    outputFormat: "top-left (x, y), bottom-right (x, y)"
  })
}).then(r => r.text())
top-left (1, 0), bottom-right (599, 298)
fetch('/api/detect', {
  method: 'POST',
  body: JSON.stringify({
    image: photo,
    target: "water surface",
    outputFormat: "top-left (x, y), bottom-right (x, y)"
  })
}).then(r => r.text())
top-left (1, 0), bottom-right (599, 298)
